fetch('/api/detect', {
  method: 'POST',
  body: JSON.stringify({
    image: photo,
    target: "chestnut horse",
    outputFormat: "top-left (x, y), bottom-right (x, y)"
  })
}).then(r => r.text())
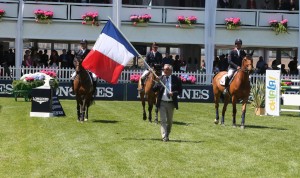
top-left (138, 64), bottom-right (162, 123)
top-left (212, 54), bottom-right (253, 129)
top-left (74, 59), bottom-right (94, 123)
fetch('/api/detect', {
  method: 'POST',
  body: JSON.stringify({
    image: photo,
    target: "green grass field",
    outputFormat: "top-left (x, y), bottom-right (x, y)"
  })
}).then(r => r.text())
top-left (0, 97), bottom-right (300, 177)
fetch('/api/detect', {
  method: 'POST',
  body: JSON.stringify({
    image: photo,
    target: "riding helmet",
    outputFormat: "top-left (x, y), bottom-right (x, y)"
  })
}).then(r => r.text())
top-left (235, 38), bottom-right (242, 45)
top-left (80, 39), bottom-right (88, 44)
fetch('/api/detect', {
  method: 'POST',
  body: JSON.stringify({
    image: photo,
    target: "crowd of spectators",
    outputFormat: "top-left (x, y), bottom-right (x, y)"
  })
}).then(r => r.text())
top-left (21, 48), bottom-right (75, 68)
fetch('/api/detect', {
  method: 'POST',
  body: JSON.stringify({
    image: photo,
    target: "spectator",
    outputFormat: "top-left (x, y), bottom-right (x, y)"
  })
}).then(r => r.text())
top-left (67, 50), bottom-right (75, 68)
top-left (247, 0), bottom-right (257, 9)
top-left (49, 50), bottom-right (60, 68)
top-left (162, 53), bottom-right (174, 66)
top-left (41, 49), bottom-right (49, 67)
top-left (260, 63), bottom-right (271, 74)
top-left (281, 64), bottom-right (288, 75)
top-left (256, 56), bottom-right (266, 74)
top-left (218, 54), bottom-right (229, 71)
top-left (288, 57), bottom-right (298, 75)
top-left (213, 56), bottom-right (220, 73)
top-left (173, 55), bottom-right (181, 72)
top-left (60, 49), bottom-right (71, 68)
top-left (262, 0), bottom-right (272, 9)
top-left (219, 0), bottom-right (231, 8)
top-left (271, 59), bottom-right (280, 70)
top-left (24, 49), bottom-right (33, 67)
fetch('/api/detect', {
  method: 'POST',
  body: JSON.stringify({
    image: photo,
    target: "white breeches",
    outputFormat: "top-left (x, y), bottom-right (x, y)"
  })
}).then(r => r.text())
top-left (141, 70), bottom-right (150, 79)
top-left (227, 68), bottom-right (236, 79)
top-left (70, 71), bottom-right (97, 81)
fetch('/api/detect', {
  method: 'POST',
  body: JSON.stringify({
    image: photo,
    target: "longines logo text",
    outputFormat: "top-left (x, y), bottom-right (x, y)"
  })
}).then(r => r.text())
top-left (33, 97), bottom-right (49, 104)
top-left (179, 89), bottom-right (210, 100)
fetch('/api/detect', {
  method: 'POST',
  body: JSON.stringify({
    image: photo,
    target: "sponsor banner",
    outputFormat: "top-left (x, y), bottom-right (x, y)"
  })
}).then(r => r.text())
top-left (126, 83), bottom-right (213, 102)
top-left (31, 87), bottom-right (52, 113)
top-left (52, 92), bottom-right (66, 117)
top-left (0, 80), bottom-right (214, 102)
top-left (265, 70), bottom-right (281, 116)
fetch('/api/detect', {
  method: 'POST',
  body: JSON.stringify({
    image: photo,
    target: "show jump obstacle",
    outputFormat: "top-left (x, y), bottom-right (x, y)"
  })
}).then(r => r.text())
top-left (265, 70), bottom-right (300, 116)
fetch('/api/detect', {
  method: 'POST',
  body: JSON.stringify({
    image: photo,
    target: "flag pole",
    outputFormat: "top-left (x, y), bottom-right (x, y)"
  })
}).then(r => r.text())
top-left (107, 17), bottom-right (170, 92)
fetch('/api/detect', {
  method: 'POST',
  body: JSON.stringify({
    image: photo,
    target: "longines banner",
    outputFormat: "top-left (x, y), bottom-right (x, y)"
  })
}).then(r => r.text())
top-left (0, 80), bottom-right (214, 102)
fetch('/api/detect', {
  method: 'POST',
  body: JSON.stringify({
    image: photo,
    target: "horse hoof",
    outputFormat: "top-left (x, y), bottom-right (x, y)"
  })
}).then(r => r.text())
top-left (154, 119), bottom-right (158, 124)
top-left (214, 120), bottom-right (219, 124)
top-left (84, 118), bottom-right (88, 122)
top-left (221, 123), bottom-right (225, 126)
top-left (241, 125), bottom-right (245, 129)
top-left (232, 124), bottom-right (237, 128)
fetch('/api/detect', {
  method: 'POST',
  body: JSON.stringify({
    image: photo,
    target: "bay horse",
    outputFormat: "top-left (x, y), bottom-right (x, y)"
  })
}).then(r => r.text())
top-left (74, 59), bottom-right (94, 123)
top-left (138, 64), bottom-right (162, 123)
top-left (212, 54), bottom-right (253, 129)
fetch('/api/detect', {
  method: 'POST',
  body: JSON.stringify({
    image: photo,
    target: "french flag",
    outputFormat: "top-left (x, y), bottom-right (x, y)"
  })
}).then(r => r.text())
top-left (82, 20), bottom-right (139, 84)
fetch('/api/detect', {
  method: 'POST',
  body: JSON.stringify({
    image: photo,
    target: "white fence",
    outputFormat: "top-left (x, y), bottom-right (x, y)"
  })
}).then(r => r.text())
top-left (1, 66), bottom-right (299, 85)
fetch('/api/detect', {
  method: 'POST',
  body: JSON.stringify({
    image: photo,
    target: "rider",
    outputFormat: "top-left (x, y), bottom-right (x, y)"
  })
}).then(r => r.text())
top-left (139, 42), bottom-right (163, 91)
top-left (70, 39), bottom-right (97, 95)
top-left (224, 38), bottom-right (246, 94)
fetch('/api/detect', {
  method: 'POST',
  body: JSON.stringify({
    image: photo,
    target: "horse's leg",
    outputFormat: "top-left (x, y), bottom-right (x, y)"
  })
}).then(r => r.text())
top-left (77, 101), bottom-right (80, 122)
top-left (154, 105), bottom-right (158, 124)
top-left (214, 92), bottom-right (221, 124)
top-left (148, 102), bottom-right (153, 123)
top-left (221, 94), bottom-right (230, 125)
top-left (140, 92), bottom-right (147, 120)
top-left (240, 98), bottom-right (248, 129)
top-left (80, 100), bottom-right (86, 123)
top-left (85, 106), bottom-right (89, 122)
top-left (231, 96), bottom-right (238, 127)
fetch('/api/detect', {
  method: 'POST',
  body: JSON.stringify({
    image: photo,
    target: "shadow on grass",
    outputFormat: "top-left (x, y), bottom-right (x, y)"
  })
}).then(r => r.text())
top-left (173, 121), bottom-right (190, 126)
top-left (92, 120), bottom-right (119, 124)
top-left (123, 138), bottom-right (203, 143)
top-left (246, 124), bottom-right (287, 130)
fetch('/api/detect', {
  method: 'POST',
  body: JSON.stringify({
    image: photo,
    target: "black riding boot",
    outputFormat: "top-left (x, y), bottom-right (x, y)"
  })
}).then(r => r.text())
top-left (70, 80), bottom-right (74, 95)
top-left (223, 76), bottom-right (230, 94)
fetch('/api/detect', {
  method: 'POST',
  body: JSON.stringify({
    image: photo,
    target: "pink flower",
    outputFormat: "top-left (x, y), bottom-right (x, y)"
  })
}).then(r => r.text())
top-left (130, 14), bottom-right (151, 23)
top-left (82, 12), bottom-right (99, 25)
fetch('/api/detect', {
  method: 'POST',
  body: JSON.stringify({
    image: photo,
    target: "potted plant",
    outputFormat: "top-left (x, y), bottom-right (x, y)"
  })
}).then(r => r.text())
top-left (82, 12), bottom-right (99, 26)
top-left (176, 15), bottom-right (197, 28)
top-left (225, 17), bottom-right (241, 30)
top-left (34, 9), bottom-right (54, 24)
top-left (269, 19), bottom-right (288, 35)
top-left (250, 79), bottom-right (265, 115)
top-left (130, 14), bottom-right (151, 26)
top-left (0, 9), bottom-right (5, 21)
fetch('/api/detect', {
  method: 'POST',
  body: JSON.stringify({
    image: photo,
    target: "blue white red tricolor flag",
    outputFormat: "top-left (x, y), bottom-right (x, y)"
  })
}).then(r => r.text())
top-left (82, 20), bottom-right (139, 84)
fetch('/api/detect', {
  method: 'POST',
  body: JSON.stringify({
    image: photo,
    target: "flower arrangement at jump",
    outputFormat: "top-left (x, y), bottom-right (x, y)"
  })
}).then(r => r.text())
top-left (130, 14), bottom-right (151, 26)
top-left (281, 80), bottom-right (292, 94)
top-left (0, 9), bottom-right (5, 20)
top-left (179, 74), bottom-right (196, 84)
top-left (176, 16), bottom-right (197, 28)
top-left (34, 9), bottom-right (54, 24)
top-left (82, 12), bottom-right (99, 26)
top-left (130, 74), bottom-right (141, 83)
top-left (12, 70), bottom-right (59, 92)
top-left (225, 17), bottom-right (241, 30)
top-left (269, 19), bottom-right (288, 35)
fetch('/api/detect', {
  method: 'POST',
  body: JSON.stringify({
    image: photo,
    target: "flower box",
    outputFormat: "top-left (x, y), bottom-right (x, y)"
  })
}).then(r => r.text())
top-left (130, 74), bottom-right (141, 83)
top-left (82, 12), bottom-right (99, 26)
top-left (225, 17), bottom-right (241, 30)
top-left (179, 74), bottom-right (196, 84)
top-left (269, 19), bottom-right (288, 35)
top-left (12, 70), bottom-right (59, 101)
top-left (0, 9), bottom-right (5, 20)
top-left (34, 9), bottom-right (53, 24)
top-left (177, 16), bottom-right (197, 28)
top-left (130, 14), bottom-right (151, 26)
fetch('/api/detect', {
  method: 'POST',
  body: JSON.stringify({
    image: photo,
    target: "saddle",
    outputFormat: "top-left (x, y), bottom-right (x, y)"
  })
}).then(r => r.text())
top-left (219, 71), bottom-right (238, 86)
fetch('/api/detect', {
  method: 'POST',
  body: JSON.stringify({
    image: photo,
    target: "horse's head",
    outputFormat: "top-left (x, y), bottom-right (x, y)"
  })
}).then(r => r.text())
top-left (153, 64), bottom-right (162, 77)
top-left (242, 54), bottom-right (254, 73)
top-left (75, 59), bottom-right (84, 75)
